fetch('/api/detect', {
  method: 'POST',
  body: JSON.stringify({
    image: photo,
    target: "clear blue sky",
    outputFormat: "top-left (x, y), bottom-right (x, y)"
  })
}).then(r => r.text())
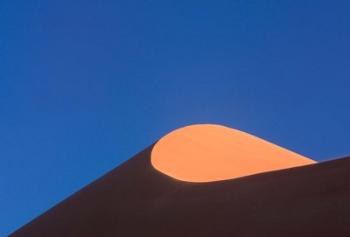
top-left (1, 0), bottom-right (350, 235)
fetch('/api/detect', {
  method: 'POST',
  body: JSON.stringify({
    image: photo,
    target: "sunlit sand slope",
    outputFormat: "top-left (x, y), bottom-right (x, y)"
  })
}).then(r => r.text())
top-left (152, 124), bottom-right (315, 182)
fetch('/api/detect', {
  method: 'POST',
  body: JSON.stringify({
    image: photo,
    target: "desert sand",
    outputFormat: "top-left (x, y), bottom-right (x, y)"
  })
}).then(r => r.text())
top-left (152, 124), bottom-right (315, 182)
top-left (10, 125), bottom-right (350, 237)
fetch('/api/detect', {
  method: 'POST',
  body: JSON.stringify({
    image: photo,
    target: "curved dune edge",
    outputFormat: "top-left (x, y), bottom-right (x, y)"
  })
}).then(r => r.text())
top-left (151, 124), bottom-right (316, 183)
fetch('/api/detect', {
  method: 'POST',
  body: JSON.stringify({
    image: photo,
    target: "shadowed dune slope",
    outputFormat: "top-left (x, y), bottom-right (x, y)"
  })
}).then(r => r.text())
top-left (10, 146), bottom-right (350, 237)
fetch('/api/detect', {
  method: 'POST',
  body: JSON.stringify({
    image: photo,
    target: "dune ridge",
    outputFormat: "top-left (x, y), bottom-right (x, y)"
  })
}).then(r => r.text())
top-left (10, 125), bottom-right (350, 237)
top-left (151, 124), bottom-right (315, 182)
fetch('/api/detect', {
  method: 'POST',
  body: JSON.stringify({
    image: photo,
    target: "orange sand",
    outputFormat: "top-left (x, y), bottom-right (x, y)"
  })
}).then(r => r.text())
top-left (151, 124), bottom-right (316, 182)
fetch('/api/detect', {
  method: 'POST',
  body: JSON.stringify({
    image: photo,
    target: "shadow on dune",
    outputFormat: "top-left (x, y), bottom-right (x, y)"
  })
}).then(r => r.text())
top-left (10, 145), bottom-right (350, 237)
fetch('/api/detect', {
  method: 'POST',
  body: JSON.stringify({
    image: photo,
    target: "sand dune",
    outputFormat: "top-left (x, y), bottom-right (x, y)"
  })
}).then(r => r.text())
top-left (10, 125), bottom-right (350, 237)
top-left (152, 124), bottom-right (315, 182)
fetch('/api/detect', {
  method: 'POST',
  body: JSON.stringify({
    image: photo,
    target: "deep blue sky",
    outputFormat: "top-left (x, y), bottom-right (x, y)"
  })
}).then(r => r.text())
top-left (1, 0), bottom-right (350, 235)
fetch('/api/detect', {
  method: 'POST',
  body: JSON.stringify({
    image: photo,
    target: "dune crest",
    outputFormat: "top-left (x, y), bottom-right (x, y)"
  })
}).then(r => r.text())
top-left (151, 124), bottom-right (316, 182)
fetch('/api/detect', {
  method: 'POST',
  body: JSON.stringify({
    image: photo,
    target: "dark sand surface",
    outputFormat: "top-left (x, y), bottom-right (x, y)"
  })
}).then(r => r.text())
top-left (10, 146), bottom-right (350, 236)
